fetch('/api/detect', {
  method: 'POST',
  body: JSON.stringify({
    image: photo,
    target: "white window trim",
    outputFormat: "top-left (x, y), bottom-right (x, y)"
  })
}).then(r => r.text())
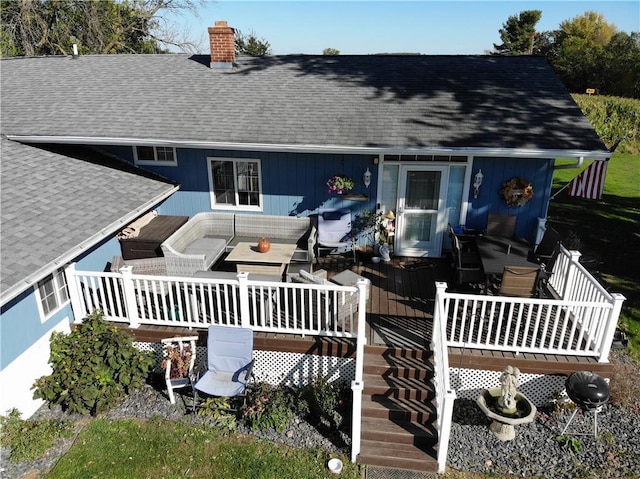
top-left (132, 146), bottom-right (178, 166)
top-left (207, 157), bottom-right (263, 211)
top-left (35, 269), bottom-right (70, 323)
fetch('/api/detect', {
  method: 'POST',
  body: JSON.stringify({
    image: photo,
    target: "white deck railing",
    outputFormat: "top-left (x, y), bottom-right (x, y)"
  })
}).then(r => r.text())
top-left (432, 283), bottom-right (457, 474)
top-left (436, 246), bottom-right (625, 363)
top-left (65, 264), bottom-right (366, 338)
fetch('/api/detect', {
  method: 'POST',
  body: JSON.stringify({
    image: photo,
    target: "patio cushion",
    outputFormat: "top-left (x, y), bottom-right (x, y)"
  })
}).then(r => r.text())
top-left (299, 269), bottom-right (329, 285)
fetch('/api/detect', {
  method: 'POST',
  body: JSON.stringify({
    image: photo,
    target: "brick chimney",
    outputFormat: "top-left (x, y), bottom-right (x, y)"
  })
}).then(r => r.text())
top-left (208, 21), bottom-right (235, 68)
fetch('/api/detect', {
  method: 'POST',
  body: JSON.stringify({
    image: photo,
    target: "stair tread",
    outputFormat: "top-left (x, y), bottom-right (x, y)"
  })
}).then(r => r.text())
top-left (361, 416), bottom-right (437, 438)
top-left (357, 453), bottom-right (438, 472)
top-left (360, 439), bottom-right (437, 459)
top-left (363, 394), bottom-right (437, 413)
top-left (364, 353), bottom-right (435, 371)
top-left (364, 374), bottom-right (434, 388)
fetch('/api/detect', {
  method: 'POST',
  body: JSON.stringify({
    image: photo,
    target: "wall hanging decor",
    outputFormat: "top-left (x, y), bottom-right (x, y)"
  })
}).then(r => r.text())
top-left (500, 177), bottom-right (534, 207)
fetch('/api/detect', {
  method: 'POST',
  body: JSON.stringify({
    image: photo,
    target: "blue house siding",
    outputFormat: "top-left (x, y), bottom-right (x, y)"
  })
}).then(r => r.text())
top-left (103, 146), bottom-right (378, 219)
top-left (465, 157), bottom-right (554, 243)
top-left (0, 289), bottom-right (72, 370)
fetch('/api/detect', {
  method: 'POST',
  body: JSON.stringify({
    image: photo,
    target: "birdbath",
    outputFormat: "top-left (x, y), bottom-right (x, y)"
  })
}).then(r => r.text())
top-left (476, 366), bottom-right (537, 441)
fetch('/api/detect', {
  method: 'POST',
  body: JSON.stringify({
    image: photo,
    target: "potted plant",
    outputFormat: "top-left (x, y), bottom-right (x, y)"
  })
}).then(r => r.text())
top-left (352, 209), bottom-right (383, 261)
top-left (163, 342), bottom-right (193, 380)
top-left (327, 174), bottom-right (355, 195)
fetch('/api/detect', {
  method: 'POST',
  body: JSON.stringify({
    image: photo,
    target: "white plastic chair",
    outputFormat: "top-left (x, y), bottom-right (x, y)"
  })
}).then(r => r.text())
top-left (161, 336), bottom-right (198, 404)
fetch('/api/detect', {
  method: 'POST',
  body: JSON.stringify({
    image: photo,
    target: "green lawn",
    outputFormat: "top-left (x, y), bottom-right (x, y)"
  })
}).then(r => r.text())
top-left (46, 417), bottom-right (360, 479)
top-left (549, 153), bottom-right (640, 358)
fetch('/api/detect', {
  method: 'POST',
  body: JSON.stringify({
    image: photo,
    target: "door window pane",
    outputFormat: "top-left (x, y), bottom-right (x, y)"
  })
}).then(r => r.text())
top-left (406, 171), bottom-right (440, 210)
top-left (404, 213), bottom-right (434, 242)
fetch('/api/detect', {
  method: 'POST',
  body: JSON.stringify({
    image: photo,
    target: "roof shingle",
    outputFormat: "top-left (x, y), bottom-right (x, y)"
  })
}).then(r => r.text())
top-left (0, 54), bottom-right (606, 152)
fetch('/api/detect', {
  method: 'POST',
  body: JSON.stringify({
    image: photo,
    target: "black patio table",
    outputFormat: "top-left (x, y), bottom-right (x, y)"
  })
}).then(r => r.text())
top-left (475, 235), bottom-right (539, 277)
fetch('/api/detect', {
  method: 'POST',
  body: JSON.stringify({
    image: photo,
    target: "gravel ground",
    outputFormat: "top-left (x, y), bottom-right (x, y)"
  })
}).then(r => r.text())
top-left (448, 398), bottom-right (640, 479)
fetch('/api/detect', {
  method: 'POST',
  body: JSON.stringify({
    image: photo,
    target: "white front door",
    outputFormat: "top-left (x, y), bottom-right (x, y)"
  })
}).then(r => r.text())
top-left (394, 166), bottom-right (448, 257)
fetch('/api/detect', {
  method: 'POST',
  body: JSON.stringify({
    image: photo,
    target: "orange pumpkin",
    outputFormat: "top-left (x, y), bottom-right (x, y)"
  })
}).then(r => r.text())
top-left (257, 237), bottom-right (270, 253)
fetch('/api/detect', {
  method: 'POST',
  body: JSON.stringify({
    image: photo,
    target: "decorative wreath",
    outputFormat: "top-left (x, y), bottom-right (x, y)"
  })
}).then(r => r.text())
top-left (500, 177), bottom-right (534, 207)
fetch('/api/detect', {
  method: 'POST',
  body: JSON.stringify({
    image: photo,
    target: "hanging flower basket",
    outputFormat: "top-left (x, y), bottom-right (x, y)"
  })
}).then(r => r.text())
top-left (500, 177), bottom-right (534, 207)
top-left (327, 174), bottom-right (355, 195)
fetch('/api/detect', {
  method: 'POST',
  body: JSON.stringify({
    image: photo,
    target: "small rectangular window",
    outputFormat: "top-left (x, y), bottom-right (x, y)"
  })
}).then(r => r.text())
top-left (208, 158), bottom-right (262, 211)
top-left (133, 146), bottom-right (177, 166)
top-left (37, 269), bottom-right (69, 318)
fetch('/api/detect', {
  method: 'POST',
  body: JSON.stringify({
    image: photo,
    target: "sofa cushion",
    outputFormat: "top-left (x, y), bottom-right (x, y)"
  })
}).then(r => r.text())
top-left (184, 237), bottom-right (227, 256)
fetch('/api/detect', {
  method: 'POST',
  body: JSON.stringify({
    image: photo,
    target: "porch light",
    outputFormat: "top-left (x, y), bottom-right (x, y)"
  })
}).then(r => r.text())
top-left (363, 168), bottom-right (372, 188)
top-left (473, 169), bottom-right (484, 199)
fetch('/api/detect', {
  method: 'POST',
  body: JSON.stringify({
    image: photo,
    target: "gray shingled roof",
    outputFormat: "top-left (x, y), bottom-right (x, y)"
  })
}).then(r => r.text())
top-left (1, 54), bottom-right (606, 152)
top-left (0, 137), bottom-right (177, 303)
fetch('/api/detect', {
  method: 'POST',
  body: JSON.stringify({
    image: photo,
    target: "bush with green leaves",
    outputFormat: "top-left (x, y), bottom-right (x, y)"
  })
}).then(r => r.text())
top-left (197, 397), bottom-right (238, 431)
top-left (241, 382), bottom-right (299, 433)
top-left (33, 309), bottom-right (154, 415)
top-left (300, 375), bottom-right (349, 428)
top-left (0, 408), bottom-right (73, 462)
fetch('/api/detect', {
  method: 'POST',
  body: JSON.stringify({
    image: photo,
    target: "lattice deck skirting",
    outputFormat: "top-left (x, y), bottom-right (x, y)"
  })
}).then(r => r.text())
top-left (135, 342), bottom-right (355, 387)
top-left (451, 367), bottom-right (567, 406)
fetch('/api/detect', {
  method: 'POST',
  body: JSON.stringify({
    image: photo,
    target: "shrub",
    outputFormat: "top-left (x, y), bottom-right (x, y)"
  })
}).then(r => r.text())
top-left (33, 309), bottom-right (154, 415)
top-left (241, 382), bottom-right (298, 433)
top-left (0, 408), bottom-right (73, 462)
top-left (300, 375), bottom-right (349, 428)
top-left (197, 397), bottom-right (238, 431)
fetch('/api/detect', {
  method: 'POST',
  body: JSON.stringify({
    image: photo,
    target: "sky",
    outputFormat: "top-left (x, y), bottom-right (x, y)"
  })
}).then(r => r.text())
top-left (174, 0), bottom-right (640, 55)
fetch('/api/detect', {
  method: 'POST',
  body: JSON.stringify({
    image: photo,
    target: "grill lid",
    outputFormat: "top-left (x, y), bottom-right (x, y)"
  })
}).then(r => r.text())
top-left (566, 371), bottom-right (609, 408)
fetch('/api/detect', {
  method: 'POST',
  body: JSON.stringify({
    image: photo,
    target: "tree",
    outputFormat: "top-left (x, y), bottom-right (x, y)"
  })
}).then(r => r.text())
top-left (598, 32), bottom-right (640, 98)
top-left (323, 47), bottom-right (339, 55)
top-left (0, 0), bottom-right (201, 57)
top-left (235, 30), bottom-right (271, 56)
top-left (551, 11), bottom-right (620, 95)
top-left (493, 10), bottom-right (542, 55)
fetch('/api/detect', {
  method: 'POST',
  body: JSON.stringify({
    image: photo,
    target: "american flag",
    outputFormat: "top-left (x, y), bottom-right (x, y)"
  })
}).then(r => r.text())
top-left (567, 161), bottom-right (608, 200)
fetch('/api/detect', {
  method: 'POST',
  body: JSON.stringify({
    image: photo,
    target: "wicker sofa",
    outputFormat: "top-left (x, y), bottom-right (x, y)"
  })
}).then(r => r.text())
top-left (161, 212), bottom-right (317, 276)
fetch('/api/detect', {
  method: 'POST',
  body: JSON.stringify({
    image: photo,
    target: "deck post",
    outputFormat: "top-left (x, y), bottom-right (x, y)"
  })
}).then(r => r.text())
top-left (598, 293), bottom-right (627, 363)
top-left (119, 266), bottom-right (140, 328)
top-left (64, 263), bottom-right (85, 324)
top-left (561, 250), bottom-right (582, 300)
top-left (350, 279), bottom-right (369, 463)
top-left (237, 272), bottom-right (251, 328)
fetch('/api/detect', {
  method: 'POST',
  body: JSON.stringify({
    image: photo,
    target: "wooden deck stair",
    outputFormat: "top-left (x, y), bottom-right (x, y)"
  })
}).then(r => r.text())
top-left (358, 344), bottom-right (439, 473)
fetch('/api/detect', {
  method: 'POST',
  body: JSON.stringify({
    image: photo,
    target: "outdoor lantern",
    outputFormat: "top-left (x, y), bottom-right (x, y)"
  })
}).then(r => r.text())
top-left (363, 168), bottom-right (372, 188)
top-left (473, 169), bottom-right (484, 199)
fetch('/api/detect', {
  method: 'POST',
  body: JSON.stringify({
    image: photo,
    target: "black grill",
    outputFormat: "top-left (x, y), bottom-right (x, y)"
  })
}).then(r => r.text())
top-left (561, 371), bottom-right (609, 438)
top-left (565, 371), bottom-right (609, 409)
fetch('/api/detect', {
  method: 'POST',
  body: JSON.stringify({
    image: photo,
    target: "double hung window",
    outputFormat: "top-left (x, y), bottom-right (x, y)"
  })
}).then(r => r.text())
top-left (208, 158), bottom-right (262, 210)
top-left (37, 269), bottom-right (69, 319)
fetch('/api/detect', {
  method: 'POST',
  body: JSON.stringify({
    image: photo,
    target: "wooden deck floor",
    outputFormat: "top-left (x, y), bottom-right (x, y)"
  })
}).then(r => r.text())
top-left (117, 254), bottom-right (613, 377)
